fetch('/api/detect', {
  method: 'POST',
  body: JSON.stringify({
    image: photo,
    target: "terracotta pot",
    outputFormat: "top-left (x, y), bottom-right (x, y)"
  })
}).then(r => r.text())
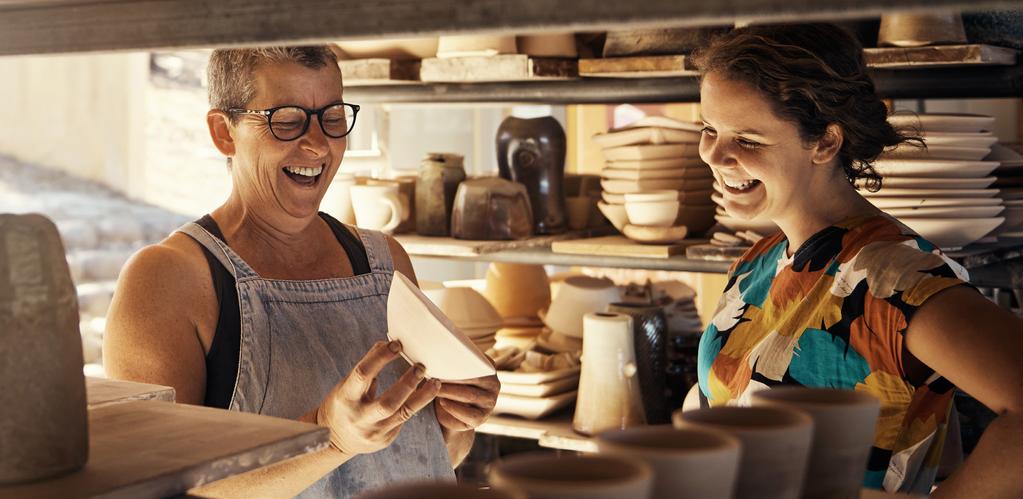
top-left (595, 425), bottom-right (741, 499)
top-left (483, 262), bottom-right (551, 322)
top-left (607, 302), bottom-right (670, 424)
top-left (0, 214), bottom-right (88, 484)
top-left (450, 177), bottom-right (534, 240)
top-left (415, 153), bottom-right (466, 236)
top-left (490, 452), bottom-right (653, 499)
top-left (752, 387), bottom-right (881, 499)
top-left (573, 312), bottom-right (646, 435)
top-left (673, 406), bottom-right (814, 499)
top-left (496, 116), bottom-right (568, 235)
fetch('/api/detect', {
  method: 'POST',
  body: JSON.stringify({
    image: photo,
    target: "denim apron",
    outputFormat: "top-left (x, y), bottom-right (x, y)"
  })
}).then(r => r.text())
top-left (179, 222), bottom-right (453, 498)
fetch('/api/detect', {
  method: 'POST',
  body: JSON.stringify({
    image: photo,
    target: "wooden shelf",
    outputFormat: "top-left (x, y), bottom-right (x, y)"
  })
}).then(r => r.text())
top-left (479, 413), bottom-right (597, 453)
top-left (86, 376), bottom-right (176, 408)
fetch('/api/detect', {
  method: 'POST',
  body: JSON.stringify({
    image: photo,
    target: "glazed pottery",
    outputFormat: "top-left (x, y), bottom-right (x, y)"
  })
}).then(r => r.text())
top-left (356, 482), bottom-right (524, 499)
top-left (674, 406), bottom-right (814, 499)
top-left (541, 275), bottom-right (621, 338)
top-left (607, 301), bottom-right (670, 424)
top-left (752, 388), bottom-right (881, 499)
top-left (367, 177), bottom-right (416, 233)
top-left (496, 116), bottom-right (568, 235)
top-left (574, 313), bottom-right (646, 435)
top-left (0, 214), bottom-right (88, 484)
top-left (490, 452), bottom-right (654, 499)
top-left (321, 172), bottom-right (356, 224)
top-left (483, 262), bottom-right (551, 322)
top-left (351, 184), bottom-right (405, 233)
top-left (624, 190), bottom-right (679, 203)
top-left (595, 425), bottom-right (741, 499)
top-left (597, 202), bottom-right (629, 231)
top-left (416, 153), bottom-right (466, 236)
top-left (450, 177), bottom-right (534, 240)
top-left (624, 200), bottom-right (680, 227)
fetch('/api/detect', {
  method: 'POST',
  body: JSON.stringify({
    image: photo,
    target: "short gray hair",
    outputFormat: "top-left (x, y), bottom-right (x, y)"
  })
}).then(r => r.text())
top-left (207, 46), bottom-right (339, 117)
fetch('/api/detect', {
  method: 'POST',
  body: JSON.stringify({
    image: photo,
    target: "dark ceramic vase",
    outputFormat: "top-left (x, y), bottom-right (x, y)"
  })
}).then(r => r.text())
top-left (496, 116), bottom-right (567, 235)
top-left (415, 153), bottom-right (466, 236)
top-left (607, 302), bottom-right (670, 424)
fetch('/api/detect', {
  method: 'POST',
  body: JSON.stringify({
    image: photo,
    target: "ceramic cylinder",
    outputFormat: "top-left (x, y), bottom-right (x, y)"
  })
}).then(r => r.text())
top-left (607, 302), bottom-right (670, 424)
top-left (573, 312), bottom-right (646, 435)
top-left (415, 153), bottom-right (466, 236)
top-left (490, 452), bottom-right (653, 499)
top-left (0, 214), bottom-right (88, 484)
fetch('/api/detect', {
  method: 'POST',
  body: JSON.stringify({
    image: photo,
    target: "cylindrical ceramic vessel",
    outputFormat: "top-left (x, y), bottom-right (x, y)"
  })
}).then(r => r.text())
top-left (573, 312), bottom-right (646, 435)
top-left (415, 153), bottom-right (466, 236)
top-left (496, 116), bottom-right (568, 235)
top-left (490, 452), bottom-right (653, 499)
top-left (0, 214), bottom-right (88, 484)
top-left (607, 302), bottom-right (670, 424)
top-left (752, 387), bottom-right (881, 499)
top-left (673, 405), bottom-right (814, 499)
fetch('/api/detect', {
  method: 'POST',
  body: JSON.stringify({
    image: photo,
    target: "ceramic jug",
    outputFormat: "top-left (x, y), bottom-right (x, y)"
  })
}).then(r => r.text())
top-left (496, 116), bottom-right (568, 235)
top-left (415, 153), bottom-right (466, 236)
top-left (0, 214), bottom-right (88, 484)
top-left (573, 312), bottom-right (646, 435)
top-left (607, 301), bottom-right (670, 424)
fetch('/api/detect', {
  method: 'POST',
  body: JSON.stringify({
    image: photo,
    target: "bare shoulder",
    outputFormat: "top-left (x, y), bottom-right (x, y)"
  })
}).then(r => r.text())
top-left (384, 233), bottom-right (418, 285)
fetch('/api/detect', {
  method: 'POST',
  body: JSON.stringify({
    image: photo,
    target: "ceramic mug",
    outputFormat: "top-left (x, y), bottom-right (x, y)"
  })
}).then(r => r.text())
top-left (490, 452), bottom-right (654, 499)
top-left (752, 387), bottom-right (881, 499)
top-left (595, 425), bottom-right (742, 499)
top-left (673, 406), bottom-right (814, 499)
top-left (367, 177), bottom-right (416, 233)
top-left (573, 312), bottom-right (646, 435)
top-left (320, 172), bottom-right (356, 225)
top-left (351, 184), bottom-right (406, 233)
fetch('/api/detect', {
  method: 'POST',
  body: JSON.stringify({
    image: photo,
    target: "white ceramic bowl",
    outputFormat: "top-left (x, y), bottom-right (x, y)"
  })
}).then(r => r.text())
top-left (624, 190), bottom-right (679, 203)
top-left (540, 276), bottom-right (622, 339)
top-left (597, 201), bottom-right (629, 231)
top-left (422, 285), bottom-right (503, 330)
top-left (625, 200), bottom-right (680, 227)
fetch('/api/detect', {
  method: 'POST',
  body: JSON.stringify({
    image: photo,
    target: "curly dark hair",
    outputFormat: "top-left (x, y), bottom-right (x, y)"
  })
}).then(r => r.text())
top-left (693, 23), bottom-right (923, 191)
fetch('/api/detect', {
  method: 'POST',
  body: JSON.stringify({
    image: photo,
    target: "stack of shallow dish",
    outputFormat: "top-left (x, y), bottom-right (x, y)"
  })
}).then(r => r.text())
top-left (592, 116), bottom-right (717, 241)
top-left (491, 350), bottom-right (582, 420)
top-left (989, 144), bottom-right (1023, 239)
top-left (421, 282), bottom-right (502, 352)
top-left (864, 113), bottom-right (1004, 249)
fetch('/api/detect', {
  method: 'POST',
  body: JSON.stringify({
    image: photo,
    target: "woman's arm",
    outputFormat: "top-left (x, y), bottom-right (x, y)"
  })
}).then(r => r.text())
top-left (905, 285), bottom-right (1023, 498)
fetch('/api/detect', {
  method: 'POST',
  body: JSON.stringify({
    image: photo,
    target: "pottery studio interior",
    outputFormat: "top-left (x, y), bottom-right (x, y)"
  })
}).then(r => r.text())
top-left (3, 1), bottom-right (1023, 498)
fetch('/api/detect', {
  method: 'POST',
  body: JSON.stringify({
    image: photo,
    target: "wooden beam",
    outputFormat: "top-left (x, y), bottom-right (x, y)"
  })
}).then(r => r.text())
top-left (3, 0), bottom-right (1023, 56)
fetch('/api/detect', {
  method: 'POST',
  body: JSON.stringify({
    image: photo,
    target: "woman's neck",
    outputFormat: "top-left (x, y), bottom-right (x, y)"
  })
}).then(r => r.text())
top-left (774, 175), bottom-right (881, 255)
top-left (212, 190), bottom-right (324, 261)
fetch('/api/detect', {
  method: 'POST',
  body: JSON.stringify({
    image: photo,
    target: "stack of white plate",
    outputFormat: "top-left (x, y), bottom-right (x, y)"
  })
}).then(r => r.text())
top-left (421, 282), bottom-right (502, 352)
top-left (592, 116), bottom-right (717, 235)
top-left (494, 366), bottom-right (581, 419)
top-left (989, 144), bottom-right (1023, 239)
top-left (864, 113), bottom-right (1005, 249)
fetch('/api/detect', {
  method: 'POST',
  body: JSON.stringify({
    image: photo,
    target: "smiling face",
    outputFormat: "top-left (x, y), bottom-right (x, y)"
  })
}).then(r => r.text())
top-left (228, 60), bottom-right (346, 222)
top-left (698, 71), bottom-right (823, 222)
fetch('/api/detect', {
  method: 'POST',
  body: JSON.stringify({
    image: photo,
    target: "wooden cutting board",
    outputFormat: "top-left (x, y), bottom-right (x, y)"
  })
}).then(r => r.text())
top-left (551, 235), bottom-right (704, 258)
top-left (0, 401), bottom-right (328, 499)
top-left (86, 377), bottom-right (176, 408)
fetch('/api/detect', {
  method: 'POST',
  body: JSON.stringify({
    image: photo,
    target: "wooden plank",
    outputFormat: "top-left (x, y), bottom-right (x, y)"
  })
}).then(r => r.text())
top-left (86, 377), bottom-right (176, 408)
top-left (478, 413), bottom-right (597, 453)
top-left (865, 44), bottom-right (1019, 69)
top-left (551, 235), bottom-right (704, 259)
top-left (397, 229), bottom-right (603, 257)
top-left (685, 243), bottom-right (749, 262)
top-left (0, 401), bottom-right (329, 499)
top-left (338, 58), bottom-right (421, 85)
top-left (579, 55), bottom-right (699, 78)
top-left (3, 0), bottom-right (1023, 56)
top-left (420, 55), bottom-right (577, 82)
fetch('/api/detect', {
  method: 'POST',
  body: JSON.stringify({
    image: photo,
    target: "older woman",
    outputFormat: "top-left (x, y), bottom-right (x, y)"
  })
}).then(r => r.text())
top-left (104, 46), bottom-right (499, 498)
top-left (695, 24), bottom-right (1023, 496)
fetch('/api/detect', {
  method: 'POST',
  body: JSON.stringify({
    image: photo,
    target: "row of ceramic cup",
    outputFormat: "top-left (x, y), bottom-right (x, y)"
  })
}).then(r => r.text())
top-left (356, 386), bottom-right (894, 499)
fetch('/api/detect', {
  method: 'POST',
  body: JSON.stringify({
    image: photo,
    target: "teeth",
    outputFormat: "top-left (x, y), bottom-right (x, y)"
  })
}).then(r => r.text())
top-left (723, 178), bottom-right (758, 191)
top-left (284, 166), bottom-right (323, 177)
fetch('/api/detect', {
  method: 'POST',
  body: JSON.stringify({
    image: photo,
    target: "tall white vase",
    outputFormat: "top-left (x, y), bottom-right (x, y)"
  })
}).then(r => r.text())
top-left (573, 312), bottom-right (646, 435)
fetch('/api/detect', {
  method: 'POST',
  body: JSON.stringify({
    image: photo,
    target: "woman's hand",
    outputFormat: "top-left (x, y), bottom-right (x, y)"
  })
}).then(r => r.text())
top-left (434, 375), bottom-right (500, 432)
top-left (317, 340), bottom-right (441, 457)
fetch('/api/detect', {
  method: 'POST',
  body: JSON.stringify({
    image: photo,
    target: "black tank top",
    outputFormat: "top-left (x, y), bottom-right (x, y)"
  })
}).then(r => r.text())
top-left (196, 212), bottom-right (371, 408)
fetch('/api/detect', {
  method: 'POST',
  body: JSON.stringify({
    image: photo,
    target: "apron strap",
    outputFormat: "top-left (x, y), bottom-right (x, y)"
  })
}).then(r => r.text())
top-left (356, 228), bottom-right (395, 274)
top-left (176, 222), bottom-right (259, 280)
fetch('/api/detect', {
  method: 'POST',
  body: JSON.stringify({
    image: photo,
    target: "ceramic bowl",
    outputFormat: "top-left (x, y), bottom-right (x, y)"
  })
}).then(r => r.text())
top-left (624, 190), bottom-right (679, 203)
top-left (622, 224), bottom-right (687, 244)
top-left (490, 452), bottom-right (654, 499)
top-left (625, 200), bottom-right (680, 227)
top-left (421, 285), bottom-right (503, 330)
top-left (540, 275), bottom-right (621, 338)
top-left (597, 201), bottom-right (629, 231)
top-left (483, 263), bottom-right (551, 320)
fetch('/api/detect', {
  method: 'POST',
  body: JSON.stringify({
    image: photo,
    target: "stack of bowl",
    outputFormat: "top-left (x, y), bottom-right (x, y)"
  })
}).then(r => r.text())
top-left (538, 275), bottom-right (622, 354)
top-left (483, 263), bottom-right (550, 350)
top-left (593, 116), bottom-right (717, 239)
top-left (988, 144), bottom-right (1023, 239)
top-left (864, 113), bottom-right (1005, 249)
top-left (421, 282), bottom-right (502, 352)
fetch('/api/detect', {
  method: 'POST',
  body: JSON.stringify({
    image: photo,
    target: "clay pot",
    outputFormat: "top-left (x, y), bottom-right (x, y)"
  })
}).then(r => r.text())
top-left (573, 313), bottom-right (646, 435)
top-left (0, 214), bottom-right (88, 484)
top-left (752, 388), bottom-right (881, 499)
top-left (496, 116), bottom-right (568, 235)
top-left (450, 177), bottom-right (534, 240)
top-left (607, 302), bottom-right (670, 424)
top-left (490, 452), bottom-right (653, 499)
top-left (415, 153), bottom-right (466, 236)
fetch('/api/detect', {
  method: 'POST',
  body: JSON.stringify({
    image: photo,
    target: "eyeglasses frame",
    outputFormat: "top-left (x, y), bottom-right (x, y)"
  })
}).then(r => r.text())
top-left (227, 101), bottom-right (360, 142)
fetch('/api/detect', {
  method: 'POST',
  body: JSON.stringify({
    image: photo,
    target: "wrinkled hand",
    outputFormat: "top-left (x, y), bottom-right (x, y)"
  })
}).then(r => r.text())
top-left (434, 375), bottom-right (500, 432)
top-left (317, 340), bottom-right (441, 457)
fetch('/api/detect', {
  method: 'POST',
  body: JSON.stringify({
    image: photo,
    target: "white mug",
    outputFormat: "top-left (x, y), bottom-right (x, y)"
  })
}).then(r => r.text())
top-left (351, 184), bottom-right (404, 233)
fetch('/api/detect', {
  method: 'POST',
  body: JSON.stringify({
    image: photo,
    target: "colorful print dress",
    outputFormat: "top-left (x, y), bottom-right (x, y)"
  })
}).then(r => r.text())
top-left (698, 214), bottom-right (971, 494)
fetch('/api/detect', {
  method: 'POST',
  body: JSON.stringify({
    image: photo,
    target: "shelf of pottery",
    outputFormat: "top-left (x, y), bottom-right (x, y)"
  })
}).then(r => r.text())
top-left (419, 262), bottom-right (703, 451)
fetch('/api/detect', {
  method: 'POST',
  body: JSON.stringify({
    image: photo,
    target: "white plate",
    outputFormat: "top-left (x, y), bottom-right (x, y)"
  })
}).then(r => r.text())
top-left (888, 113), bottom-right (996, 133)
top-left (884, 144), bottom-right (992, 161)
top-left (872, 159), bottom-right (1000, 179)
top-left (898, 217), bottom-right (1004, 249)
top-left (601, 165), bottom-right (712, 181)
top-left (866, 196), bottom-right (1004, 209)
top-left (714, 214), bottom-right (779, 235)
top-left (386, 271), bottom-right (496, 380)
top-left (886, 205), bottom-right (1004, 219)
top-left (921, 132), bottom-right (999, 148)
top-left (499, 375), bottom-right (579, 397)
top-left (592, 127), bottom-right (701, 149)
top-left (863, 188), bottom-right (1000, 198)
top-left (601, 177), bottom-right (715, 194)
top-left (602, 143), bottom-right (701, 161)
top-left (606, 157), bottom-right (707, 170)
top-left (493, 390), bottom-right (578, 419)
top-left (872, 176), bottom-right (996, 189)
top-left (497, 366), bottom-right (581, 385)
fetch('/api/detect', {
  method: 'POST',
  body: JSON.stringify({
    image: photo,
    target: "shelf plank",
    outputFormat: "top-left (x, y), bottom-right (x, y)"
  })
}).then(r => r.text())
top-left (552, 235), bottom-right (704, 258)
top-left (338, 58), bottom-right (421, 85)
top-left (579, 55), bottom-right (699, 78)
top-left (421, 55), bottom-right (577, 82)
top-left (86, 376), bottom-right (176, 408)
top-left (479, 413), bottom-right (597, 453)
top-left (397, 230), bottom-right (605, 258)
top-left (410, 244), bottom-right (734, 273)
top-left (0, 401), bottom-right (328, 499)
top-left (864, 44), bottom-right (1019, 69)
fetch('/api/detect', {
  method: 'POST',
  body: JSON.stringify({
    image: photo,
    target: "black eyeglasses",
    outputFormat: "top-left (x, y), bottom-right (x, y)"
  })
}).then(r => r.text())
top-left (228, 102), bottom-right (360, 141)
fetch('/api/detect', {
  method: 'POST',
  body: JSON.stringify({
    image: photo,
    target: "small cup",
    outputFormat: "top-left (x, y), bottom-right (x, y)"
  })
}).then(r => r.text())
top-left (674, 406), bottom-right (814, 499)
top-left (490, 452), bottom-right (654, 499)
top-left (351, 184), bottom-right (405, 233)
top-left (595, 425), bottom-right (741, 499)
